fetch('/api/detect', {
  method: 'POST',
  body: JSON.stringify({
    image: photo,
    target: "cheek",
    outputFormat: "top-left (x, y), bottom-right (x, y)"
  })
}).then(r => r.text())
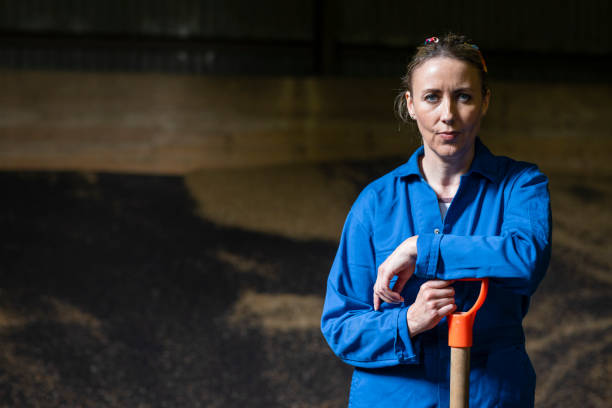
top-left (460, 106), bottom-right (483, 125)
top-left (414, 115), bottom-right (434, 133)
top-left (414, 104), bottom-right (436, 125)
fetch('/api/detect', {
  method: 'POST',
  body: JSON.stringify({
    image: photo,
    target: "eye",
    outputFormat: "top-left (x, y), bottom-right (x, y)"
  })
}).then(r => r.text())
top-left (457, 93), bottom-right (472, 102)
top-left (424, 93), bottom-right (439, 103)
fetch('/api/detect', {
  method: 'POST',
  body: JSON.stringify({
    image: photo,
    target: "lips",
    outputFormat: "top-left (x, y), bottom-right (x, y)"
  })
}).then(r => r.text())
top-left (436, 131), bottom-right (461, 140)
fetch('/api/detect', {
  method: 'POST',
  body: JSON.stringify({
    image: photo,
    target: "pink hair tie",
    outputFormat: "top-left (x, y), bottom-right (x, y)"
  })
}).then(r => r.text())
top-left (424, 36), bottom-right (439, 45)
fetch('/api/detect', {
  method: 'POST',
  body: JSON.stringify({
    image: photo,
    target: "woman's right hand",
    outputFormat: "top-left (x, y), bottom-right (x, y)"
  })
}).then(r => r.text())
top-left (406, 279), bottom-right (456, 337)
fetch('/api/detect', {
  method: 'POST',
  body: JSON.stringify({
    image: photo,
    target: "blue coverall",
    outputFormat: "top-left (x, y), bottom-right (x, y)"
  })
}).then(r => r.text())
top-left (321, 139), bottom-right (551, 407)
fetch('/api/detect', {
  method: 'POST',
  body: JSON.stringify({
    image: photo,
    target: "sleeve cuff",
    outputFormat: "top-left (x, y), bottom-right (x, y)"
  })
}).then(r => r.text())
top-left (416, 233), bottom-right (442, 279)
top-left (395, 305), bottom-right (420, 364)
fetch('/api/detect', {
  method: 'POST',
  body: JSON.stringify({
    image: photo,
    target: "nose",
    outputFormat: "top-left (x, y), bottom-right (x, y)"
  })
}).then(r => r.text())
top-left (440, 96), bottom-right (456, 124)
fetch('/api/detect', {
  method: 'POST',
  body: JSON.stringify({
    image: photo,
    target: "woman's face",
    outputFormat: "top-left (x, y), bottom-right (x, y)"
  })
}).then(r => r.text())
top-left (406, 57), bottom-right (490, 161)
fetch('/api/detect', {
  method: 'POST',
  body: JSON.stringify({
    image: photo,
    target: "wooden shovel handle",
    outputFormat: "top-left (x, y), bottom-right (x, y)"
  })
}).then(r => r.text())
top-left (450, 347), bottom-right (470, 408)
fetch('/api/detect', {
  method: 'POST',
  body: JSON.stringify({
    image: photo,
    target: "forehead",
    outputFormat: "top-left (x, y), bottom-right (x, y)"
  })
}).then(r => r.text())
top-left (412, 57), bottom-right (481, 91)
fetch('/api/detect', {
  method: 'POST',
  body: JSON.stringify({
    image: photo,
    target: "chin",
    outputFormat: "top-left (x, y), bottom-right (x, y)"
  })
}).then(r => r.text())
top-left (433, 139), bottom-right (474, 159)
top-left (436, 146), bottom-right (462, 157)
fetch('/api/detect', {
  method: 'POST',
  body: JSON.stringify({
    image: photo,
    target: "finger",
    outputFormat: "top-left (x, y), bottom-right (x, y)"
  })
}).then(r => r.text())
top-left (424, 279), bottom-right (456, 289)
top-left (378, 266), bottom-right (395, 288)
top-left (383, 286), bottom-right (403, 303)
top-left (425, 287), bottom-right (455, 299)
top-left (373, 284), bottom-right (395, 310)
top-left (374, 286), bottom-right (391, 305)
top-left (439, 303), bottom-right (457, 316)
top-left (432, 297), bottom-right (455, 309)
top-left (379, 289), bottom-right (402, 304)
top-left (373, 293), bottom-right (381, 311)
top-left (375, 288), bottom-right (402, 305)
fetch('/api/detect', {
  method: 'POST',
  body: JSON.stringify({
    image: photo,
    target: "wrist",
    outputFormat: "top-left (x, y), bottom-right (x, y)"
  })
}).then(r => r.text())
top-left (406, 306), bottom-right (421, 338)
top-left (404, 235), bottom-right (419, 261)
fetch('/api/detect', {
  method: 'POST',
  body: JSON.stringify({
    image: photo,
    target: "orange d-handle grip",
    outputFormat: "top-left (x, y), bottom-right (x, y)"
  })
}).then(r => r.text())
top-left (448, 278), bottom-right (489, 348)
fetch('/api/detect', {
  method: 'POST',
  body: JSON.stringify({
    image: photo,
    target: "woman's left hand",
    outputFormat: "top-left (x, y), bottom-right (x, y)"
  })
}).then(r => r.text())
top-left (373, 236), bottom-right (418, 311)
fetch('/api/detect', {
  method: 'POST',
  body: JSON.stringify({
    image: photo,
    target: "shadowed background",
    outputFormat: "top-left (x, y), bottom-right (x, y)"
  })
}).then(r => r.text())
top-left (0, 1), bottom-right (611, 407)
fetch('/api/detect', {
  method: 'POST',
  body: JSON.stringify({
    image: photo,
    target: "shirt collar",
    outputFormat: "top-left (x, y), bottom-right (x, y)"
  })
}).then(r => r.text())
top-left (393, 138), bottom-right (499, 182)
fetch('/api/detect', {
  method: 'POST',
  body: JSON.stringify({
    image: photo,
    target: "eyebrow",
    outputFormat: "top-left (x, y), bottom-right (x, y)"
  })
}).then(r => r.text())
top-left (421, 87), bottom-right (474, 94)
top-left (421, 88), bottom-right (440, 94)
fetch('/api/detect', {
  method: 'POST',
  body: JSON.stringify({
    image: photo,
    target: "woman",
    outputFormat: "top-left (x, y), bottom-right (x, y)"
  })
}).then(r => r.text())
top-left (320, 34), bottom-right (551, 407)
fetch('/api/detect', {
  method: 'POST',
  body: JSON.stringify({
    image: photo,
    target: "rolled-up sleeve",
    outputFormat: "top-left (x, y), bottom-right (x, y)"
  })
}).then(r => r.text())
top-left (414, 165), bottom-right (551, 295)
top-left (321, 211), bottom-right (421, 368)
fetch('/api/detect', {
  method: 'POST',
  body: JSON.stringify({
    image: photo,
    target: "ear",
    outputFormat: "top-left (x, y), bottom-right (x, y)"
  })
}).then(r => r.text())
top-left (480, 89), bottom-right (491, 116)
top-left (405, 91), bottom-right (415, 119)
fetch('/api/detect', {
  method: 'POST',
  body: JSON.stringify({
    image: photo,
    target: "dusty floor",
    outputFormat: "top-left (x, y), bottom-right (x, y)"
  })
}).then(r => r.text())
top-left (0, 151), bottom-right (611, 407)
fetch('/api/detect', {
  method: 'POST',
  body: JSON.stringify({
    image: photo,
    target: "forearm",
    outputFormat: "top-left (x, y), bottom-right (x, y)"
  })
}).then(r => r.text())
top-left (416, 230), bottom-right (550, 295)
top-left (321, 281), bottom-right (419, 368)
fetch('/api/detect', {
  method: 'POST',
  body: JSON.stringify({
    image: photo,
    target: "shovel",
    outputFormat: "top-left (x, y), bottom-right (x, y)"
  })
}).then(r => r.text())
top-left (448, 278), bottom-right (489, 408)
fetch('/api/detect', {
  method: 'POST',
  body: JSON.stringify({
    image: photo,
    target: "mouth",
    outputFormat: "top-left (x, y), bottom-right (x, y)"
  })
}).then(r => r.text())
top-left (436, 131), bottom-right (461, 140)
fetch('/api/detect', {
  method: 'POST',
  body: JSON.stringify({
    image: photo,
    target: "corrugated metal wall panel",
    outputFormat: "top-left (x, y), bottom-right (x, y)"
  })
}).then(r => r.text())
top-left (1, 0), bottom-right (608, 51)
top-left (336, 0), bottom-right (611, 54)
top-left (0, 0), bottom-right (609, 77)
top-left (0, 44), bottom-right (314, 75)
top-left (0, 0), bottom-right (313, 40)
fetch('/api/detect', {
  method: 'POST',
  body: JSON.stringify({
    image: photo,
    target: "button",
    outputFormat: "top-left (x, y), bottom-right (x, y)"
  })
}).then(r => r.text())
top-left (434, 228), bottom-right (440, 234)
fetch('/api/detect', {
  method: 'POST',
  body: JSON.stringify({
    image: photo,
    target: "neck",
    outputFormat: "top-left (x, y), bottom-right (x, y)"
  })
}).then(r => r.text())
top-left (419, 143), bottom-right (475, 196)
